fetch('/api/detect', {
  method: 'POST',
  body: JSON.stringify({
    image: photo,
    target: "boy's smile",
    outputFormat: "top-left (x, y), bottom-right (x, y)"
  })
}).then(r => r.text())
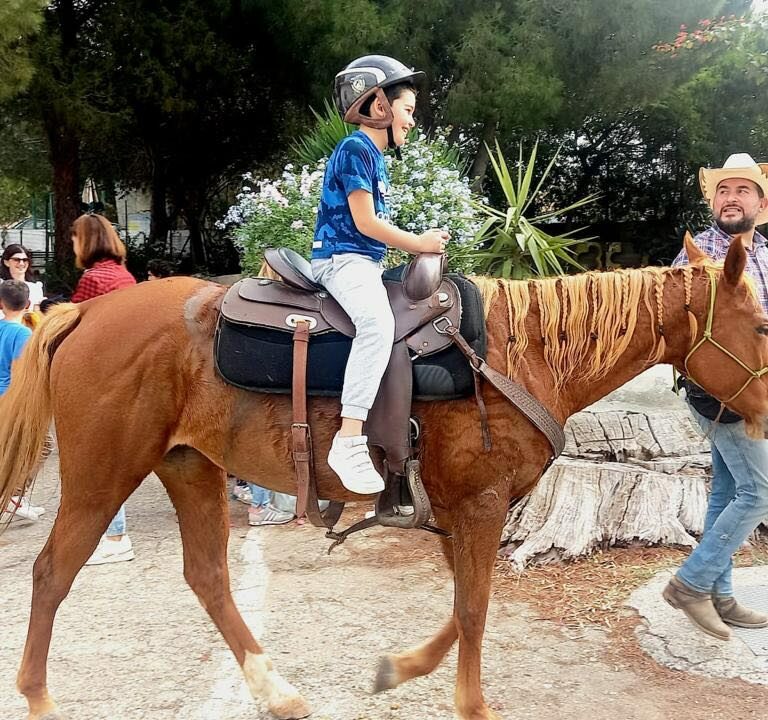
top-left (390, 89), bottom-right (417, 147)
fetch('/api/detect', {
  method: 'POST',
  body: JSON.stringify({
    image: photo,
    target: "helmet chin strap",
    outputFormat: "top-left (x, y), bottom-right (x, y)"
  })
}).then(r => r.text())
top-left (387, 126), bottom-right (402, 160)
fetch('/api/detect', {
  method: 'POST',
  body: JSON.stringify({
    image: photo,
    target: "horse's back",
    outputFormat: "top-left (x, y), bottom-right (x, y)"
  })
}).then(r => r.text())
top-left (50, 278), bottom-right (225, 438)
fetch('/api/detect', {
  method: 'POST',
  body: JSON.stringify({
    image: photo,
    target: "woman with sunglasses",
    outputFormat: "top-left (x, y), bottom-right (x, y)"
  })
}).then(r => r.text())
top-left (1, 244), bottom-right (45, 314)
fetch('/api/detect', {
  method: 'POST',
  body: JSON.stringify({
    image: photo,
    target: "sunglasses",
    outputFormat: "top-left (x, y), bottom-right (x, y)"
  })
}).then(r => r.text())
top-left (9, 257), bottom-right (29, 264)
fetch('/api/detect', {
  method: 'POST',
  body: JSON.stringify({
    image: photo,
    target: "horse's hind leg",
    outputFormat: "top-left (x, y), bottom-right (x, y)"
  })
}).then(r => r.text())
top-left (154, 446), bottom-right (310, 720)
top-left (17, 458), bottom-right (146, 720)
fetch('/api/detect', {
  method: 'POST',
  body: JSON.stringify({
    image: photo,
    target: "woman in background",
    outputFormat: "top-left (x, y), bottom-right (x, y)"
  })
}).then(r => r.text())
top-left (1, 244), bottom-right (44, 314)
top-left (70, 213), bottom-right (137, 564)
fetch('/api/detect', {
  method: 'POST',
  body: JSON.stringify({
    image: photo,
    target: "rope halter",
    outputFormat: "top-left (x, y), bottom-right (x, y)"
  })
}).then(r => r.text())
top-left (684, 268), bottom-right (768, 404)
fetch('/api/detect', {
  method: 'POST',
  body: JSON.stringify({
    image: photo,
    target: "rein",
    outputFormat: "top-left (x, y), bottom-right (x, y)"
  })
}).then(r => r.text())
top-left (684, 268), bottom-right (768, 405)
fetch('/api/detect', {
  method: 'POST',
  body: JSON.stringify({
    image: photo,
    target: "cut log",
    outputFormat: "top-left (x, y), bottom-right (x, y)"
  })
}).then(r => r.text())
top-left (499, 409), bottom-right (711, 569)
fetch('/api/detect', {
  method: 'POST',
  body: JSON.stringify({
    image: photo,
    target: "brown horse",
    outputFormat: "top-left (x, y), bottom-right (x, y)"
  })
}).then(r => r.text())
top-left (2, 235), bottom-right (768, 720)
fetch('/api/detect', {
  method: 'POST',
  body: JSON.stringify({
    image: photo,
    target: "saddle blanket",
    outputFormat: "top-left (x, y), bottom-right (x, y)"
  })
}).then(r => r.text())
top-left (215, 272), bottom-right (486, 401)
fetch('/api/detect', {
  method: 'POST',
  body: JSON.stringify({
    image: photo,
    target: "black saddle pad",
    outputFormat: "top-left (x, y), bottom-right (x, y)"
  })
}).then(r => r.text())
top-left (214, 273), bottom-right (486, 401)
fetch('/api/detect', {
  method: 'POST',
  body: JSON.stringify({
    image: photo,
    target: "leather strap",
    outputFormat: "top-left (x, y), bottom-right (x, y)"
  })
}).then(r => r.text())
top-left (290, 321), bottom-right (344, 529)
top-left (437, 320), bottom-right (565, 460)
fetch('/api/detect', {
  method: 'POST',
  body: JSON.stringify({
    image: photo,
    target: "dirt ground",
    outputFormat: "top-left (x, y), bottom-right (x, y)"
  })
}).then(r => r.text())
top-left (2, 460), bottom-right (768, 719)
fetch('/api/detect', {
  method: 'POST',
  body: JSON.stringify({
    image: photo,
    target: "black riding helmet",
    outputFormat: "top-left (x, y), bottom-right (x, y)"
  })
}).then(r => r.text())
top-left (334, 55), bottom-right (425, 155)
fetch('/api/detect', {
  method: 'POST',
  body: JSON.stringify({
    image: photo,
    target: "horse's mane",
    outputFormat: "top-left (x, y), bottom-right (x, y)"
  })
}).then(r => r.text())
top-left (473, 265), bottom-right (702, 390)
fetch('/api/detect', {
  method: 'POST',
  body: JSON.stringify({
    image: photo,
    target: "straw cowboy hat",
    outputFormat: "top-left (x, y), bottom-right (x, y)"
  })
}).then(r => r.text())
top-left (699, 153), bottom-right (768, 225)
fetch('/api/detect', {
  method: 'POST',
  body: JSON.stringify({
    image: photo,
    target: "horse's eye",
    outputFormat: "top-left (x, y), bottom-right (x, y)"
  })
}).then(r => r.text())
top-left (757, 324), bottom-right (768, 336)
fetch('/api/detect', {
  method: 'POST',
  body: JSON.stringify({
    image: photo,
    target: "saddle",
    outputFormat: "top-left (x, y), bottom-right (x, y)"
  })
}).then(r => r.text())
top-left (215, 248), bottom-right (567, 545)
top-left (217, 248), bottom-right (462, 534)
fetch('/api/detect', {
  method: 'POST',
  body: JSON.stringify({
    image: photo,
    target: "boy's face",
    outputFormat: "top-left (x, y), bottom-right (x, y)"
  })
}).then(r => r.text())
top-left (389, 89), bottom-right (417, 147)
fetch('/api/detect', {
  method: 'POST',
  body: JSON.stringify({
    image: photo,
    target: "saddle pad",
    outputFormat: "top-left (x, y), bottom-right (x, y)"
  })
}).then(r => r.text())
top-left (214, 273), bottom-right (486, 401)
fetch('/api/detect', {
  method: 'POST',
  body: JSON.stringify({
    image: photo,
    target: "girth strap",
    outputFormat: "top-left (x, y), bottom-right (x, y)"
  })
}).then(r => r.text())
top-left (435, 318), bottom-right (565, 461)
top-left (291, 320), bottom-right (344, 529)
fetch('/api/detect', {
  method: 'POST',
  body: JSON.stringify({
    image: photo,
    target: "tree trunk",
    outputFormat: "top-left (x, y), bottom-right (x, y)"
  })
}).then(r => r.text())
top-left (469, 120), bottom-right (497, 193)
top-left (499, 409), bottom-right (712, 569)
top-left (149, 153), bottom-right (169, 248)
top-left (183, 199), bottom-right (206, 267)
top-left (46, 116), bottom-right (80, 273)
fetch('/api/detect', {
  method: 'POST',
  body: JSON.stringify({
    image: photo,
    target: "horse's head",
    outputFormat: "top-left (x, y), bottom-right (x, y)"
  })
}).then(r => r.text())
top-left (683, 233), bottom-right (768, 437)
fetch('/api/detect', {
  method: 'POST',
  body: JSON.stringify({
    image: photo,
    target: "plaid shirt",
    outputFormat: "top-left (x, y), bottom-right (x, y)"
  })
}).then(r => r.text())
top-left (71, 259), bottom-right (136, 303)
top-left (672, 224), bottom-right (768, 313)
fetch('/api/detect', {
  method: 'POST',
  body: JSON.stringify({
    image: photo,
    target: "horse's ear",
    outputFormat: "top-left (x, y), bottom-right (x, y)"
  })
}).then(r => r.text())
top-left (683, 232), bottom-right (707, 265)
top-left (723, 234), bottom-right (747, 287)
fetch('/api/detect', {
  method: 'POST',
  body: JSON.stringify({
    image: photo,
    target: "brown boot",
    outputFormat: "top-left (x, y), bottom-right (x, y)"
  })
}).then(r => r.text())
top-left (662, 576), bottom-right (731, 641)
top-left (714, 596), bottom-right (768, 628)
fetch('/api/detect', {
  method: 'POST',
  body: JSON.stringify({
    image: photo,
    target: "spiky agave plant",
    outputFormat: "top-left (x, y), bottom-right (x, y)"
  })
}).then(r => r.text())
top-left (469, 141), bottom-right (599, 279)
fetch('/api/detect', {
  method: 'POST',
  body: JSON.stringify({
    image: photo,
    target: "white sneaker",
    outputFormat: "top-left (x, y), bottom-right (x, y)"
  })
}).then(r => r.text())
top-left (5, 496), bottom-right (41, 522)
top-left (327, 433), bottom-right (385, 495)
top-left (231, 484), bottom-right (252, 505)
top-left (85, 535), bottom-right (135, 566)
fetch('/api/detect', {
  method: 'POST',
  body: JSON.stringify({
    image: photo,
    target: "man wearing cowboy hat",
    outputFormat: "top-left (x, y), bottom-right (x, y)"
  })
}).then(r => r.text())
top-left (664, 153), bottom-right (768, 641)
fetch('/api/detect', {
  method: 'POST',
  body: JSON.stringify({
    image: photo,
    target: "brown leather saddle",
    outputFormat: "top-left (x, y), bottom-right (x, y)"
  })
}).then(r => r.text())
top-left (217, 248), bottom-right (566, 546)
top-left (219, 248), bottom-right (462, 534)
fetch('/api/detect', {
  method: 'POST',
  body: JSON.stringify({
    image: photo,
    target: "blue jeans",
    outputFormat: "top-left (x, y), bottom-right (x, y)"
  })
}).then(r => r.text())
top-left (677, 405), bottom-right (768, 596)
top-left (105, 504), bottom-right (126, 537)
top-left (248, 484), bottom-right (271, 508)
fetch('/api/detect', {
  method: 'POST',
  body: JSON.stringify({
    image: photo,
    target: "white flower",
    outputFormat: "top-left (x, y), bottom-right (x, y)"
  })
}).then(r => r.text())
top-left (290, 220), bottom-right (305, 230)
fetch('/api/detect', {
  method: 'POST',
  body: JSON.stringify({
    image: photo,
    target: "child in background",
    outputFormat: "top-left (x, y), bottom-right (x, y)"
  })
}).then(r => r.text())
top-left (0, 280), bottom-right (44, 521)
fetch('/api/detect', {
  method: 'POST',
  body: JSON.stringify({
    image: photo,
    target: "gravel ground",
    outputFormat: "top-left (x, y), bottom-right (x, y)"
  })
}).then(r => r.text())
top-left (2, 450), bottom-right (767, 719)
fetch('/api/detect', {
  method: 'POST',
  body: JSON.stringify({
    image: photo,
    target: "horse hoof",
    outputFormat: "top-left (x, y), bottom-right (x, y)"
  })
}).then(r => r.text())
top-left (269, 693), bottom-right (311, 719)
top-left (373, 655), bottom-right (399, 693)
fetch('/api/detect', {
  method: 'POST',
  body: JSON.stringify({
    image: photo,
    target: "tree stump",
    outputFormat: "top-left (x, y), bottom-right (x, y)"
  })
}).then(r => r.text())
top-left (499, 405), bottom-right (712, 570)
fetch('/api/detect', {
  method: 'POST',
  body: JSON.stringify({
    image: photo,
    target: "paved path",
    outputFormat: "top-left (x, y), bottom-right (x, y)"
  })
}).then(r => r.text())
top-left (2, 449), bottom-right (768, 719)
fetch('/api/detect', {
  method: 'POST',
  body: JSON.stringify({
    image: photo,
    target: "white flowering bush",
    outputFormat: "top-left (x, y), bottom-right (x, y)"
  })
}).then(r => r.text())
top-left (220, 130), bottom-right (483, 276)
top-left (385, 130), bottom-right (483, 272)
top-left (219, 163), bottom-right (325, 277)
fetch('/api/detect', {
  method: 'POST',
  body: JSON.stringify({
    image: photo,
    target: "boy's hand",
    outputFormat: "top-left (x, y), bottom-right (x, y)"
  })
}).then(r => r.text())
top-left (418, 228), bottom-right (450, 253)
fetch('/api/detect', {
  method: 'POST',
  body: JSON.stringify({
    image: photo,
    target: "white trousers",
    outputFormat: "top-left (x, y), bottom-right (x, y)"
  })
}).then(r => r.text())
top-left (311, 253), bottom-right (394, 421)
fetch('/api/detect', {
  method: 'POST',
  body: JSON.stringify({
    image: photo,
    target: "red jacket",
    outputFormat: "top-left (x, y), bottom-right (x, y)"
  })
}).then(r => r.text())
top-left (71, 259), bottom-right (136, 302)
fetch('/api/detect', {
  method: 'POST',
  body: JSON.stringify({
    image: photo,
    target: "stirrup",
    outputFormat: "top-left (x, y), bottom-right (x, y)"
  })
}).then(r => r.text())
top-left (376, 459), bottom-right (432, 529)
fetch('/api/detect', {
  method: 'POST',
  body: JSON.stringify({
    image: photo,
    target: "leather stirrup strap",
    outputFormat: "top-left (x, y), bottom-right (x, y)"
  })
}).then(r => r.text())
top-left (439, 322), bottom-right (565, 460)
top-left (290, 320), bottom-right (344, 529)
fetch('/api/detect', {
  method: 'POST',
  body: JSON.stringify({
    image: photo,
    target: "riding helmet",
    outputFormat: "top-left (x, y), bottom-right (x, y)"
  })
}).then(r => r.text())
top-left (333, 55), bottom-right (425, 129)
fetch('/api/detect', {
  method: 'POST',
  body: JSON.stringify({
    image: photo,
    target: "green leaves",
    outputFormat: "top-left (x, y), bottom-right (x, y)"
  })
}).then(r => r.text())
top-left (0, 0), bottom-right (45, 101)
top-left (469, 141), bottom-right (599, 279)
top-left (291, 100), bottom-right (354, 166)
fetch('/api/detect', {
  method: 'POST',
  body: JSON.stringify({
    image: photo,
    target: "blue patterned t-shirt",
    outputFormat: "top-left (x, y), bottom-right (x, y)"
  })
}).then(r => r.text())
top-left (312, 131), bottom-right (389, 262)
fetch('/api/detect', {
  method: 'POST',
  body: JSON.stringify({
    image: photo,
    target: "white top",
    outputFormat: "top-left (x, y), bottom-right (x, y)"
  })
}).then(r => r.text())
top-left (0, 279), bottom-right (45, 320)
top-left (26, 280), bottom-right (45, 309)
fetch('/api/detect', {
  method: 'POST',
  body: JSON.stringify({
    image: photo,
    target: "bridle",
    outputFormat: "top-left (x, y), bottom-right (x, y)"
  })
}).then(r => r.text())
top-left (684, 267), bottom-right (768, 404)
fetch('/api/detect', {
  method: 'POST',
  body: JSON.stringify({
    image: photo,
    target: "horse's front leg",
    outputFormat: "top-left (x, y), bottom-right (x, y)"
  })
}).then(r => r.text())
top-left (155, 446), bottom-right (310, 720)
top-left (374, 535), bottom-right (458, 691)
top-left (452, 486), bottom-right (509, 720)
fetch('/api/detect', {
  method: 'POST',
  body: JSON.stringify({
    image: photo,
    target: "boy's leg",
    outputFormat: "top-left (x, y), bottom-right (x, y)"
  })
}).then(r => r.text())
top-left (315, 254), bottom-right (395, 422)
top-left (312, 254), bottom-right (394, 493)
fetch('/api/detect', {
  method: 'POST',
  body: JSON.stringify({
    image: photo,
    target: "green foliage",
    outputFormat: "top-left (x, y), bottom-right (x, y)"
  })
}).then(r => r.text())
top-left (469, 142), bottom-right (599, 278)
top-left (0, 176), bottom-right (33, 225)
top-left (292, 100), bottom-right (354, 166)
top-left (3, 0), bottom-right (766, 274)
top-left (446, 4), bottom-right (563, 133)
top-left (0, 0), bottom-right (45, 101)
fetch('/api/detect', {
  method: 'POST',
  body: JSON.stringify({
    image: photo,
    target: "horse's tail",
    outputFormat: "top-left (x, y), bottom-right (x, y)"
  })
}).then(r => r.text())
top-left (0, 303), bottom-right (81, 525)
